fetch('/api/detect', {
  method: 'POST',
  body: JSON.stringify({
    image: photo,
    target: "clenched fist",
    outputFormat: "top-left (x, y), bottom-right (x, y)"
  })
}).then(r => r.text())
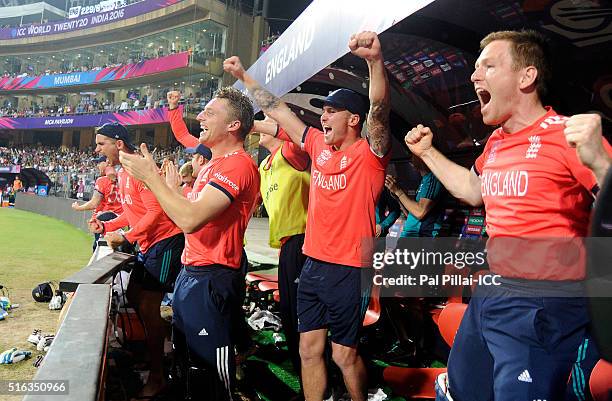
top-left (88, 217), bottom-right (104, 234)
top-left (223, 56), bottom-right (246, 81)
top-left (564, 113), bottom-right (610, 170)
top-left (167, 90), bottom-right (180, 109)
top-left (348, 31), bottom-right (382, 62)
top-left (404, 125), bottom-right (434, 157)
top-left (105, 231), bottom-right (126, 250)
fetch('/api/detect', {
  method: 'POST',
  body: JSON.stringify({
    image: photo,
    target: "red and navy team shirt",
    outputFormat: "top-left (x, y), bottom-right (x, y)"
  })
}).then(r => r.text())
top-left (182, 149), bottom-right (260, 268)
top-left (292, 127), bottom-right (390, 268)
top-left (93, 176), bottom-right (123, 216)
top-left (474, 107), bottom-right (612, 280)
top-left (103, 168), bottom-right (182, 254)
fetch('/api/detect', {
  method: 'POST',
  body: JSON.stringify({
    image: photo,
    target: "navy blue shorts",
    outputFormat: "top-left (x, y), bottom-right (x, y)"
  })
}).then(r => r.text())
top-left (172, 265), bottom-right (244, 397)
top-left (133, 233), bottom-right (184, 293)
top-left (447, 280), bottom-right (593, 401)
top-left (297, 257), bottom-right (372, 347)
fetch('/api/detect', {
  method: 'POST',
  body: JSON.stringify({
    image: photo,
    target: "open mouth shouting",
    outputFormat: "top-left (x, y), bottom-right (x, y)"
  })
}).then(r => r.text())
top-left (476, 88), bottom-right (492, 113)
top-left (200, 125), bottom-right (209, 137)
top-left (323, 125), bottom-right (332, 137)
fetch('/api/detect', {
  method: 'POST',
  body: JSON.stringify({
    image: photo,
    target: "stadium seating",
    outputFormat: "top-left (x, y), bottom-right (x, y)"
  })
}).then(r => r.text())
top-left (383, 303), bottom-right (468, 399)
top-left (590, 359), bottom-right (612, 401)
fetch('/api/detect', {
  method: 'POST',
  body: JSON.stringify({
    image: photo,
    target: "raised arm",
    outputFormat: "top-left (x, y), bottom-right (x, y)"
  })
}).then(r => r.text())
top-left (564, 113), bottom-right (612, 187)
top-left (167, 90), bottom-right (199, 148)
top-left (348, 31), bottom-right (391, 157)
top-left (405, 125), bottom-right (483, 206)
top-left (223, 57), bottom-right (307, 146)
top-left (385, 175), bottom-right (440, 220)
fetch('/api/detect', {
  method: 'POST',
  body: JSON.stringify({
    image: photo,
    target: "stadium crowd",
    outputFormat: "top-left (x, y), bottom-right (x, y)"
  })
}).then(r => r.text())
top-left (0, 145), bottom-right (188, 173)
top-left (1, 46), bottom-right (196, 80)
top-left (0, 92), bottom-right (210, 118)
top-left (0, 145), bottom-right (97, 173)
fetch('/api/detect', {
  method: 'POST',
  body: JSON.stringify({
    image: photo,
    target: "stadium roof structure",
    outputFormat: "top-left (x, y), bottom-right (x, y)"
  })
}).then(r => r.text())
top-left (242, 0), bottom-right (611, 156)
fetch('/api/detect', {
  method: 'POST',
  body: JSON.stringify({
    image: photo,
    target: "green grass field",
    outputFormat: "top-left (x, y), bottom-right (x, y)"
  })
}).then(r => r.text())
top-left (0, 208), bottom-right (91, 401)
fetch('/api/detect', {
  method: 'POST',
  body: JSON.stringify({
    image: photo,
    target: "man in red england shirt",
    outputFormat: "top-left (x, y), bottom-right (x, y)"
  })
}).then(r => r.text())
top-left (89, 123), bottom-right (184, 399)
top-left (224, 31), bottom-right (391, 401)
top-left (119, 87), bottom-right (260, 400)
top-left (403, 30), bottom-right (612, 401)
top-left (73, 160), bottom-right (123, 250)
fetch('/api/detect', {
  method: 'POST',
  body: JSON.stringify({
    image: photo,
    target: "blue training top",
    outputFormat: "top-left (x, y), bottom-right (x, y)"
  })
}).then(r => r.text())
top-left (401, 172), bottom-right (445, 237)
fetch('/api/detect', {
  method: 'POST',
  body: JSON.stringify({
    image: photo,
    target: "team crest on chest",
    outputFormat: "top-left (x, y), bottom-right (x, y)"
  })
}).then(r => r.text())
top-left (340, 155), bottom-right (348, 169)
top-left (316, 149), bottom-right (332, 166)
top-left (525, 135), bottom-right (541, 159)
top-left (485, 141), bottom-right (501, 165)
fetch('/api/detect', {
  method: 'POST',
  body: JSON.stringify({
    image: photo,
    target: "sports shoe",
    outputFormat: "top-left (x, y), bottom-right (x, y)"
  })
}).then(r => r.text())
top-left (27, 329), bottom-right (43, 345)
top-left (0, 296), bottom-right (11, 310)
top-left (37, 335), bottom-right (54, 352)
top-left (435, 372), bottom-right (455, 401)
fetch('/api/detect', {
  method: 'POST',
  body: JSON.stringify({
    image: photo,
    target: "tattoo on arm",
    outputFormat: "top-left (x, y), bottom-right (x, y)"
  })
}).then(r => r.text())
top-left (252, 85), bottom-right (281, 112)
top-left (368, 100), bottom-right (391, 157)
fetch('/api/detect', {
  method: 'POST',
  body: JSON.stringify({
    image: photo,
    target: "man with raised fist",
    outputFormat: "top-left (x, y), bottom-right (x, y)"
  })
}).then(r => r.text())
top-left (225, 31), bottom-right (391, 401)
top-left (403, 30), bottom-right (612, 401)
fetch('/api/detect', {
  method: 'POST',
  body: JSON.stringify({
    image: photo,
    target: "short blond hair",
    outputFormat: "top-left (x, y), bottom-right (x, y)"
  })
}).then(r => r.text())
top-left (480, 30), bottom-right (551, 99)
top-left (179, 162), bottom-right (193, 177)
top-left (214, 87), bottom-right (254, 139)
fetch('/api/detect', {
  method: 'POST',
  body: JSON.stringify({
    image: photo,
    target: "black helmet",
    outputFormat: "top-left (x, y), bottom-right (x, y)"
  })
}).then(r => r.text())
top-left (32, 282), bottom-right (54, 303)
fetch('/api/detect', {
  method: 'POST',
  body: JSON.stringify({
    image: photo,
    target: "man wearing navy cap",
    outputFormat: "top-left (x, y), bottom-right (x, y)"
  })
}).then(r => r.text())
top-left (173, 145), bottom-right (211, 199)
top-left (185, 144), bottom-right (212, 179)
top-left (309, 88), bottom-right (369, 125)
top-left (96, 122), bottom-right (136, 153)
top-left (185, 144), bottom-right (212, 160)
top-left (90, 122), bottom-right (184, 399)
top-left (226, 31), bottom-right (391, 401)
